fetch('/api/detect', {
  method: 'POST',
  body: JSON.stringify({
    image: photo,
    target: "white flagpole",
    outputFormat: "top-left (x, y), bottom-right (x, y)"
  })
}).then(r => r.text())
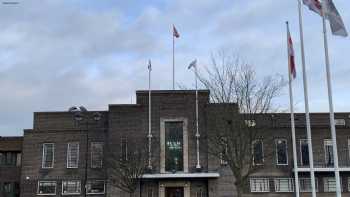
top-left (194, 63), bottom-right (201, 169)
top-left (172, 27), bottom-right (175, 90)
top-left (320, 1), bottom-right (341, 196)
top-left (297, 1), bottom-right (317, 196)
top-left (148, 60), bottom-right (153, 169)
top-left (286, 21), bottom-right (300, 197)
top-left (188, 60), bottom-right (201, 169)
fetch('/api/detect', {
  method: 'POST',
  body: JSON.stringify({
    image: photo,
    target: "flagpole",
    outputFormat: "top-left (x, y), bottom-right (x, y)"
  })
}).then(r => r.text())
top-left (148, 60), bottom-right (152, 169)
top-left (172, 27), bottom-right (175, 90)
top-left (195, 63), bottom-right (201, 169)
top-left (297, 1), bottom-right (317, 196)
top-left (287, 21), bottom-right (300, 197)
top-left (320, 1), bottom-right (341, 196)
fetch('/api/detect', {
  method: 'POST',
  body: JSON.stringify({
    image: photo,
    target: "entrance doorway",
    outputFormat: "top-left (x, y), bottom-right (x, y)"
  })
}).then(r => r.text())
top-left (165, 187), bottom-right (184, 197)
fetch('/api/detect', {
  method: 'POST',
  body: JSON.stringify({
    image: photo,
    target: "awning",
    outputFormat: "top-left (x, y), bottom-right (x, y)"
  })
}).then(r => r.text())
top-left (142, 172), bottom-right (220, 179)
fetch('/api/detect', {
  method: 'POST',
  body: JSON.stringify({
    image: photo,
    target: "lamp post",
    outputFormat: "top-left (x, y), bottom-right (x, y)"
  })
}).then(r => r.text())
top-left (69, 106), bottom-right (102, 197)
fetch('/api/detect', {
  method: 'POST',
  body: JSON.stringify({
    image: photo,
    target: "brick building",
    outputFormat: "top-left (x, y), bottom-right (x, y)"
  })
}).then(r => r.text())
top-left (1, 90), bottom-right (350, 196)
top-left (0, 137), bottom-right (22, 197)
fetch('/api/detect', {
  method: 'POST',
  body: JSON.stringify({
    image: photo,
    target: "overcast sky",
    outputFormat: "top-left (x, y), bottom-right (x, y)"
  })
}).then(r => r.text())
top-left (0, 0), bottom-right (349, 136)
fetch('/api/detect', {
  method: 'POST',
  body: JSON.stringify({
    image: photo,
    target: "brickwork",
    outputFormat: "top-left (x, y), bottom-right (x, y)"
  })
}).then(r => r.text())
top-left (1, 90), bottom-right (350, 197)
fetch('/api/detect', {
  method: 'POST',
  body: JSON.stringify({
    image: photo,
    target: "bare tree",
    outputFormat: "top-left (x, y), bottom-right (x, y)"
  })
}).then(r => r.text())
top-left (201, 51), bottom-right (286, 197)
top-left (106, 138), bottom-right (148, 197)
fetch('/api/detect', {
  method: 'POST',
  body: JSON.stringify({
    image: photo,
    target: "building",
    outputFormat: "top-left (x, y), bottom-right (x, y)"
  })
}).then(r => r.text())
top-left (2, 90), bottom-right (350, 196)
top-left (0, 137), bottom-right (22, 197)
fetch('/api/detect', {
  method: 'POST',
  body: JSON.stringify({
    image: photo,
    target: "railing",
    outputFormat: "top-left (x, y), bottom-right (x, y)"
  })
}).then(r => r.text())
top-left (297, 148), bottom-right (350, 169)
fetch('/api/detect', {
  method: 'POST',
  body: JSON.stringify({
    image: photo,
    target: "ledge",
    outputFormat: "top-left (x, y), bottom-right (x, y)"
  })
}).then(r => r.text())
top-left (295, 167), bottom-right (350, 172)
top-left (142, 172), bottom-right (220, 179)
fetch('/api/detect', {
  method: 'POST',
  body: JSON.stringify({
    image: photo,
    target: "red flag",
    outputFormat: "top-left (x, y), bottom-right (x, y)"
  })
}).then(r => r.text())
top-left (303, 0), bottom-right (322, 16)
top-left (173, 25), bottom-right (180, 38)
top-left (287, 23), bottom-right (296, 79)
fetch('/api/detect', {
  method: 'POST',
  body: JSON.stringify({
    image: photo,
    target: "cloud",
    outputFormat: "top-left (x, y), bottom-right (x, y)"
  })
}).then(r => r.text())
top-left (0, 0), bottom-right (349, 136)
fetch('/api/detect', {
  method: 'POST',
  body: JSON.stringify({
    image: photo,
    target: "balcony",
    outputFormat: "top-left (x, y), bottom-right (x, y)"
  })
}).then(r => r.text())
top-left (295, 148), bottom-right (350, 172)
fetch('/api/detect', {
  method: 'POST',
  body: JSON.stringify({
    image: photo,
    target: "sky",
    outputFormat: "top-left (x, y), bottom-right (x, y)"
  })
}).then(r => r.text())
top-left (0, 0), bottom-right (349, 136)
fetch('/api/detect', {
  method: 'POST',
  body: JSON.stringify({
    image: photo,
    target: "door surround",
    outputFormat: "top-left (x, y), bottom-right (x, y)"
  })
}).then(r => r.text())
top-left (159, 181), bottom-right (190, 197)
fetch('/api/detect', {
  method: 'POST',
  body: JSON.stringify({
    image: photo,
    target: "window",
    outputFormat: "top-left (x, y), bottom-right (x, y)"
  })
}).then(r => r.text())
top-left (276, 139), bottom-right (288, 165)
top-left (299, 178), bottom-right (318, 192)
top-left (253, 140), bottom-right (264, 165)
top-left (91, 142), bottom-right (103, 168)
top-left (324, 139), bottom-right (334, 166)
top-left (0, 152), bottom-right (19, 166)
top-left (42, 143), bottom-right (54, 168)
top-left (324, 177), bottom-right (341, 192)
top-left (165, 121), bottom-right (184, 172)
top-left (300, 139), bottom-right (309, 166)
top-left (37, 181), bottom-right (56, 195)
top-left (274, 178), bottom-right (294, 192)
top-left (62, 180), bottom-right (81, 195)
top-left (250, 178), bottom-right (270, 192)
top-left (67, 142), bottom-right (79, 168)
top-left (86, 180), bottom-right (105, 194)
top-left (121, 137), bottom-right (128, 160)
top-left (347, 177), bottom-right (350, 192)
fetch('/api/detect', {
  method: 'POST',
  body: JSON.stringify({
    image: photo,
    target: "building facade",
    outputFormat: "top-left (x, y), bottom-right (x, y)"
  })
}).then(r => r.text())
top-left (1, 90), bottom-right (350, 196)
top-left (0, 137), bottom-right (22, 197)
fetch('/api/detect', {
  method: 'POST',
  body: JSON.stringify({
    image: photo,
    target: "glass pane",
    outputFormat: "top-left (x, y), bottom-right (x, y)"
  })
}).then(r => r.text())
top-left (165, 122), bottom-right (183, 172)
top-left (276, 140), bottom-right (287, 164)
top-left (91, 143), bottom-right (103, 168)
top-left (253, 140), bottom-right (263, 164)
top-left (300, 140), bottom-right (309, 166)
top-left (43, 144), bottom-right (54, 168)
top-left (38, 182), bottom-right (56, 194)
top-left (62, 180), bottom-right (81, 194)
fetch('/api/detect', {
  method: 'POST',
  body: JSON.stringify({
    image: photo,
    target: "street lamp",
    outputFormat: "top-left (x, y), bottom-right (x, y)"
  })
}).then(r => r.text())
top-left (69, 106), bottom-right (102, 197)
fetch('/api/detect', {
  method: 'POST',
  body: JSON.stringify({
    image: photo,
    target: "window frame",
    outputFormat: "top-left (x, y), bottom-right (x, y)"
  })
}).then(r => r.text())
top-left (274, 178), bottom-right (294, 193)
top-left (37, 181), bottom-right (57, 195)
top-left (91, 142), bottom-right (103, 169)
top-left (299, 139), bottom-right (309, 166)
top-left (249, 178), bottom-right (270, 193)
top-left (121, 137), bottom-right (128, 161)
top-left (86, 180), bottom-right (105, 195)
top-left (61, 180), bottom-right (81, 195)
top-left (67, 142), bottom-right (79, 169)
top-left (42, 143), bottom-right (55, 169)
top-left (252, 139), bottom-right (264, 166)
top-left (324, 139), bottom-right (334, 166)
top-left (275, 139), bottom-right (288, 166)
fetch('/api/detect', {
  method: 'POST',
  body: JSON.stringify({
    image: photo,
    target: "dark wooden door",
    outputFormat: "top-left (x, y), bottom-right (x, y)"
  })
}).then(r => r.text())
top-left (165, 187), bottom-right (184, 197)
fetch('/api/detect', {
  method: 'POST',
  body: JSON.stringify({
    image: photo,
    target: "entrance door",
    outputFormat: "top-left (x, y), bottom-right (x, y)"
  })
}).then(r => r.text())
top-left (165, 187), bottom-right (184, 197)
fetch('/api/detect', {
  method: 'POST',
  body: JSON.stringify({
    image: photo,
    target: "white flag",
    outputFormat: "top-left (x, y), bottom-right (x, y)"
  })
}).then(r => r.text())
top-left (324, 0), bottom-right (348, 37)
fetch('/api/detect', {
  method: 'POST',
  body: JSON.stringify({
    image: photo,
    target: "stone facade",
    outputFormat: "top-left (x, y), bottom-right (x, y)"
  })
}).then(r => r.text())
top-left (1, 90), bottom-right (350, 196)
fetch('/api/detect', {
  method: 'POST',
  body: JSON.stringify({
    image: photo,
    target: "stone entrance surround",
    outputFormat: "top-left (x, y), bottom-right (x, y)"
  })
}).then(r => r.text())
top-left (160, 117), bottom-right (189, 173)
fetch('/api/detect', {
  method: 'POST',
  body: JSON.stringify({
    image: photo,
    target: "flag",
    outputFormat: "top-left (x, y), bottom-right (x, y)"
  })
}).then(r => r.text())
top-left (303, 0), bottom-right (348, 37)
top-left (173, 25), bottom-right (180, 38)
top-left (287, 23), bottom-right (296, 79)
top-left (188, 59), bottom-right (197, 69)
top-left (148, 60), bottom-right (152, 71)
top-left (324, 0), bottom-right (348, 37)
top-left (303, 0), bottom-right (322, 16)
